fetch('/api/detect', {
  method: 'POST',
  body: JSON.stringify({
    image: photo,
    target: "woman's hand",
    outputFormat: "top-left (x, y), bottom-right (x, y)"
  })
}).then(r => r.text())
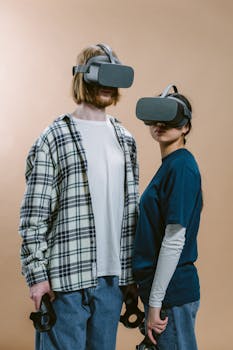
top-left (147, 306), bottom-right (168, 344)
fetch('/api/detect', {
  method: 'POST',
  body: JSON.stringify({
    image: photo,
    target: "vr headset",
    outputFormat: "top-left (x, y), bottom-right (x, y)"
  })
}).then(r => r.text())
top-left (72, 43), bottom-right (134, 88)
top-left (136, 84), bottom-right (192, 127)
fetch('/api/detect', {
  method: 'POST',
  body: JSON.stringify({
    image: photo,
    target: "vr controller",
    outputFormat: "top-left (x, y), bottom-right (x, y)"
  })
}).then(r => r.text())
top-left (30, 294), bottom-right (56, 332)
top-left (120, 292), bottom-right (167, 350)
top-left (120, 291), bottom-right (144, 329)
top-left (136, 309), bottom-right (167, 350)
top-left (72, 43), bottom-right (134, 88)
top-left (136, 84), bottom-right (192, 128)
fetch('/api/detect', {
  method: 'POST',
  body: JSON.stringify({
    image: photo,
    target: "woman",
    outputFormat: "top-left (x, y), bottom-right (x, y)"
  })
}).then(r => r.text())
top-left (133, 85), bottom-right (202, 350)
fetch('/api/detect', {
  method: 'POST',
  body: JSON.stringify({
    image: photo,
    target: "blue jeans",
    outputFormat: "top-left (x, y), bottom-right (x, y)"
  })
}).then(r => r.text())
top-left (36, 276), bottom-right (123, 350)
top-left (144, 300), bottom-right (200, 350)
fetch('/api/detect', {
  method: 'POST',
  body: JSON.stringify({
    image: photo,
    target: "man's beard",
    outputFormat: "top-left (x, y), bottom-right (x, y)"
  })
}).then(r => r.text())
top-left (86, 85), bottom-right (118, 109)
top-left (92, 94), bottom-right (115, 109)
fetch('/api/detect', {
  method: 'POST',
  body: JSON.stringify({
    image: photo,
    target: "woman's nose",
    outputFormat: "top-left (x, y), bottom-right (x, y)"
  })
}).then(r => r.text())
top-left (155, 122), bottom-right (166, 127)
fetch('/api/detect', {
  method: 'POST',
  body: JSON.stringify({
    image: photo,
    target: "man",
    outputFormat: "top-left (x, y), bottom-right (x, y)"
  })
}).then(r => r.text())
top-left (19, 43), bottom-right (138, 350)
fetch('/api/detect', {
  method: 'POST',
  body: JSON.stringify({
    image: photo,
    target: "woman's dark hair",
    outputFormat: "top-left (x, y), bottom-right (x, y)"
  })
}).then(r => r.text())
top-left (170, 93), bottom-right (192, 144)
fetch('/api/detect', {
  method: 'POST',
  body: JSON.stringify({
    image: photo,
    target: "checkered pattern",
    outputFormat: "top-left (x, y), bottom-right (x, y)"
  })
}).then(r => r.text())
top-left (19, 114), bottom-right (139, 291)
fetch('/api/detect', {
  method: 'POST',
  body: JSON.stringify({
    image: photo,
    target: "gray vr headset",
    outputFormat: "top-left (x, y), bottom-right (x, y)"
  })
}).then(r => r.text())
top-left (136, 84), bottom-right (192, 127)
top-left (72, 43), bottom-right (134, 88)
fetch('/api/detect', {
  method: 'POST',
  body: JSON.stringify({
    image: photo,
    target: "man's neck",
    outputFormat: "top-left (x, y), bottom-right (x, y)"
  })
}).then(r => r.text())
top-left (72, 103), bottom-right (106, 121)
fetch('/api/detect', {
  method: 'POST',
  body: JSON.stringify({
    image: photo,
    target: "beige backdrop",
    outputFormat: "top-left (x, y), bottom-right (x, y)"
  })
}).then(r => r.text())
top-left (0, 0), bottom-right (232, 349)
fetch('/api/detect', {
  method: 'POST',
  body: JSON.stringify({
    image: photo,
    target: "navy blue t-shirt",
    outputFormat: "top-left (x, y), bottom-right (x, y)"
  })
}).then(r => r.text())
top-left (133, 148), bottom-right (202, 308)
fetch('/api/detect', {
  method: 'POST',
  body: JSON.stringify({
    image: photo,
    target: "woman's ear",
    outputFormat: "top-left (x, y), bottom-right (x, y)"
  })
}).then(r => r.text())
top-left (182, 123), bottom-right (190, 135)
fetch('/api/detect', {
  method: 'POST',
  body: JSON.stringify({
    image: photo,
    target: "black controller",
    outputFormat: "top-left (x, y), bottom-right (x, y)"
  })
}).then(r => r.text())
top-left (120, 291), bottom-right (145, 329)
top-left (30, 293), bottom-right (56, 332)
top-left (136, 309), bottom-right (167, 350)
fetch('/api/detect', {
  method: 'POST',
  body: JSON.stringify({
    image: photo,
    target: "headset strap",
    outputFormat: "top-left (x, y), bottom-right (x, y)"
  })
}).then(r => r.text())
top-left (160, 84), bottom-right (178, 97)
top-left (72, 65), bottom-right (88, 75)
top-left (161, 84), bottom-right (191, 119)
top-left (97, 43), bottom-right (119, 64)
top-left (167, 96), bottom-right (192, 119)
top-left (72, 55), bottom-right (109, 76)
top-left (72, 44), bottom-right (119, 76)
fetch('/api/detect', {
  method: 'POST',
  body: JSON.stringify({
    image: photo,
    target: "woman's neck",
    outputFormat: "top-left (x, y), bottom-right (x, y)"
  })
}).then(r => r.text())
top-left (160, 139), bottom-right (185, 158)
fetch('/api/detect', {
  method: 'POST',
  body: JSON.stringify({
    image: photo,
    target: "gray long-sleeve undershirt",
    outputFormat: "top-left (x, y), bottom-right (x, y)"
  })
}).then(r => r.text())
top-left (149, 224), bottom-right (186, 308)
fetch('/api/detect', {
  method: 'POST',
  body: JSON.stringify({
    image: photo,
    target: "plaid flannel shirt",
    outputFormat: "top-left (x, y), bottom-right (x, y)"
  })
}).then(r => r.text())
top-left (19, 114), bottom-right (139, 291)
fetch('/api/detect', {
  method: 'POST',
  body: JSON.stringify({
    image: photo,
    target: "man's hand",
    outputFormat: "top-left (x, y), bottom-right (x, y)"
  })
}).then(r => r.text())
top-left (30, 281), bottom-right (55, 310)
top-left (147, 306), bottom-right (168, 345)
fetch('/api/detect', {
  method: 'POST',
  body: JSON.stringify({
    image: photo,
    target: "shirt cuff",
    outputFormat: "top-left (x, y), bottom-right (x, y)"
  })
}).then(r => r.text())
top-left (23, 263), bottom-right (48, 287)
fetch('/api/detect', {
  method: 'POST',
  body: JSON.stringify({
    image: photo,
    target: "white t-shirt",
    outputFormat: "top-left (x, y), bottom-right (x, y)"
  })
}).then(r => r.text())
top-left (73, 116), bottom-right (125, 277)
